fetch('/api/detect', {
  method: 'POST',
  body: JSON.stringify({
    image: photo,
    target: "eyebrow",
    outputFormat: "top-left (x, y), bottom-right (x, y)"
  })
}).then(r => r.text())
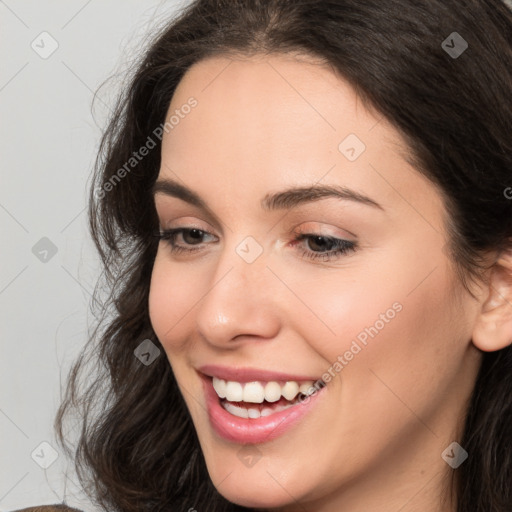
top-left (152, 178), bottom-right (384, 213)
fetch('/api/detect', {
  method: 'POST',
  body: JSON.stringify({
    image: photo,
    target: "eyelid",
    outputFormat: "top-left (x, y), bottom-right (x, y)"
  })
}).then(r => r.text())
top-left (154, 202), bottom-right (225, 235)
top-left (158, 216), bottom-right (216, 233)
top-left (291, 222), bottom-right (357, 241)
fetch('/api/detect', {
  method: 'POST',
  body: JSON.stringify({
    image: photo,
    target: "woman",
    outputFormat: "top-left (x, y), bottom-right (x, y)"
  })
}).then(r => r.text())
top-left (55, 0), bottom-right (512, 511)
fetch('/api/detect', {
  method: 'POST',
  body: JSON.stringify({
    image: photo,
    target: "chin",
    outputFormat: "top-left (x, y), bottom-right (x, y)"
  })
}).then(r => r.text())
top-left (213, 476), bottom-right (300, 509)
top-left (200, 448), bottom-right (316, 510)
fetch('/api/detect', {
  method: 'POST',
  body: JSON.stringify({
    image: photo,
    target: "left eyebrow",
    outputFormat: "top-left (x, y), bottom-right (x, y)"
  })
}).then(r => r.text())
top-left (152, 178), bottom-right (384, 213)
top-left (261, 184), bottom-right (384, 211)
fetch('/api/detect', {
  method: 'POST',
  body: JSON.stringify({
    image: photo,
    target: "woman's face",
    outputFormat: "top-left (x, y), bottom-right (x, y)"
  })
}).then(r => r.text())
top-left (149, 54), bottom-right (483, 510)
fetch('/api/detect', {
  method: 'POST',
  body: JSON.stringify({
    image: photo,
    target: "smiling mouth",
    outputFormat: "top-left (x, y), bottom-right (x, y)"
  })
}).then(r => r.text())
top-left (212, 376), bottom-right (321, 419)
top-left (198, 367), bottom-right (327, 443)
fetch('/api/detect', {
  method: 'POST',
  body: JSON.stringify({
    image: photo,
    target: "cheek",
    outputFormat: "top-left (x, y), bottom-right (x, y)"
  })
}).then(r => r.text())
top-left (148, 252), bottom-right (197, 354)
top-left (293, 239), bottom-right (463, 399)
top-left (270, 252), bottom-right (410, 367)
top-left (330, 257), bottom-right (463, 424)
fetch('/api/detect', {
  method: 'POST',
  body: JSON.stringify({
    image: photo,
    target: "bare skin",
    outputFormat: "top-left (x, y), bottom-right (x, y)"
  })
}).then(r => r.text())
top-left (148, 53), bottom-right (512, 511)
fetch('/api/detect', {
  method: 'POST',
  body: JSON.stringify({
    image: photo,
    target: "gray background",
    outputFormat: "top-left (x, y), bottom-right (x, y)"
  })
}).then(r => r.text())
top-left (0, 1), bottom-right (186, 509)
top-left (1, 1), bottom-right (511, 510)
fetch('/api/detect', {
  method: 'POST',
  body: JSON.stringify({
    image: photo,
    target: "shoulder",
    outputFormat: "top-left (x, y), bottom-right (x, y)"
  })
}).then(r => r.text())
top-left (11, 506), bottom-right (84, 512)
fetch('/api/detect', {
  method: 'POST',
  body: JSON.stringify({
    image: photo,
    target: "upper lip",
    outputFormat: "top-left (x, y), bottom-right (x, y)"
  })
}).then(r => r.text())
top-left (198, 364), bottom-right (320, 383)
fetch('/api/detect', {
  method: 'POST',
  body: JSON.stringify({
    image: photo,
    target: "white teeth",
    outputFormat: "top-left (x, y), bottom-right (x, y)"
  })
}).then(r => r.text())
top-left (212, 377), bottom-right (226, 398)
top-left (224, 402), bottom-right (249, 418)
top-left (243, 381), bottom-right (265, 403)
top-left (299, 382), bottom-right (313, 396)
top-left (247, 408), bottom-right (260, 419)
top-left (225, 381), bottom-right (243, 402)
top-left (264, 381), bottom-right (282, 402)
top-left (282, 381), bottom-right (300, 401)
top-left (222, 401), bottom-right (296, 419)
top-left (212, 378), bottom-right (316, 403)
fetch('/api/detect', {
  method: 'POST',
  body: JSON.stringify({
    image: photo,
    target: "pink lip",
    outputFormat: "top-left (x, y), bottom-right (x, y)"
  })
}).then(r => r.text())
top-left (198, 364), bottom-right (322, 383)
top-left (198, 368), bottom-right (326, 444)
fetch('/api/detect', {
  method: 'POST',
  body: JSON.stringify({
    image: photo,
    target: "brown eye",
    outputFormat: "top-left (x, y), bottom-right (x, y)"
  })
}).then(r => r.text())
top-left (157, 227), bottom-right (217, 255)
top-left (181, 228), bottom-right (206, 244)
top-left (292, 233), bottom-right (357, 262)
top-left (306, 235), bottom-right (337, 252)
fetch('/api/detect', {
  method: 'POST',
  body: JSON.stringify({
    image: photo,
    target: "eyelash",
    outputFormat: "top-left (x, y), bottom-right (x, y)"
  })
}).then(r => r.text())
top-left (156, 228), bottom-right (357, 262)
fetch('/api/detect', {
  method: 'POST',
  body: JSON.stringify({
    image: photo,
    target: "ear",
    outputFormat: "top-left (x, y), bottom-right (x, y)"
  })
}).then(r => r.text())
top-left (472, 248), bottom-right (512, 352)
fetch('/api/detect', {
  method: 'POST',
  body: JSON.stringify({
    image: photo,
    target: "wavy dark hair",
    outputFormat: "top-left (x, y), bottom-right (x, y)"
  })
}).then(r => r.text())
top-left (56, 0), bottom-right (512, 511)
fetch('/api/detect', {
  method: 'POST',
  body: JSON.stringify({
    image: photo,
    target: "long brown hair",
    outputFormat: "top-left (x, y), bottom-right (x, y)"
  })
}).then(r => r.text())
top-left (56, 1), bottom-right (512, 511)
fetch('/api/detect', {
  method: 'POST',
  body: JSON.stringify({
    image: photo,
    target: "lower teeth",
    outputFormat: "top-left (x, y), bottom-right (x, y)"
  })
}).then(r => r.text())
top-left (222, 400), bottom-right (297, 419)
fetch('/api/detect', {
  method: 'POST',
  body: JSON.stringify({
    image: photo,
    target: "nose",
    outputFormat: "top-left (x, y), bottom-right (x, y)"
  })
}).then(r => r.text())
top-left (195, 243), bottom-right (281, 348)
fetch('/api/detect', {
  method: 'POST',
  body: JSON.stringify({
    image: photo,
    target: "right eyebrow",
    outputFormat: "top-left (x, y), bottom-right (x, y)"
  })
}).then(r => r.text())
top-left (153, 178), bottom-right (207, 209)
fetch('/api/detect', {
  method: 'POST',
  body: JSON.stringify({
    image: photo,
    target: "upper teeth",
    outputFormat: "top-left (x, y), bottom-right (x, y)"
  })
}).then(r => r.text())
top-left (212, 377), bottom-right (315, 403)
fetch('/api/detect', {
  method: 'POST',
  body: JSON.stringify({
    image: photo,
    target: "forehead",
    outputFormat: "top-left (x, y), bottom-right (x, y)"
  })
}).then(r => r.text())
top-left (159, 53), bottom-right (439, 218)
top-left (165, 52), bottom-right (398, 157)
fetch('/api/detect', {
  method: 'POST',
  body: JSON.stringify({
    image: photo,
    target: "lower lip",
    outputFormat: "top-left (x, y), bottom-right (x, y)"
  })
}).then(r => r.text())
top-left (201, 375), bottom-right (326, 444)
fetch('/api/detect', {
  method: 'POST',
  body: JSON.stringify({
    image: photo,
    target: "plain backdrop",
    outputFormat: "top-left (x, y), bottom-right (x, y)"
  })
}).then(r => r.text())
top-left (1, 1), bottom-right (511, 511)
top-left (0, 1), bottom-right (187, 510)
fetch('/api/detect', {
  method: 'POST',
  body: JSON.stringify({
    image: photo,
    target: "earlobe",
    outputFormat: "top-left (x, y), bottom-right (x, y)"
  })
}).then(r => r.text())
top-left (472, 248), bottom-right (512, 352)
